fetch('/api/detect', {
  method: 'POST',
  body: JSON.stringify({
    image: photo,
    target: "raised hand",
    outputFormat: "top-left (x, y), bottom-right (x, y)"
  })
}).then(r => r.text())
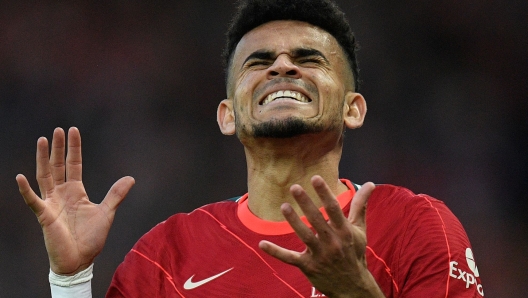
top-left (16, 127), bottom-right (135, 275)
top-left (259, 175), bottom-right (384, 298)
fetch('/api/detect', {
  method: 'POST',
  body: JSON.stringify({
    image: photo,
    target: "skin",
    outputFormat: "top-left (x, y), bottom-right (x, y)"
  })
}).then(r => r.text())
top-left (17, 20), bottom-right (383, 297)
top-left (218, 21), bottom-right (365, 221)
top-left (16, 127), bottom-right (134, 275)
top-left (217, 21), bottom-right (384, 297)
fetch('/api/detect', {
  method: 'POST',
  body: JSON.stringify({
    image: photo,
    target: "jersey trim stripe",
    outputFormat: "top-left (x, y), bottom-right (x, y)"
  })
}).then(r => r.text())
top-left (418, 195), bottom-right (452, 298)
top-left (130, 249), bottom-right (186, 298)
top-left (197, 208), bottom-right (305, 297)
top-left (366, 245), bottom-right (399, 293)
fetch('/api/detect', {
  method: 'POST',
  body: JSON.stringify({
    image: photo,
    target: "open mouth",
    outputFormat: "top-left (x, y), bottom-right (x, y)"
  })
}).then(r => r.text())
top-left (260, 90), bottom-right (311, 105)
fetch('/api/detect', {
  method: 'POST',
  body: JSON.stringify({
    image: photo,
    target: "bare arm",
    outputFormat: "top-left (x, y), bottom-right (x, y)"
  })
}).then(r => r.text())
top-left (16, 127), bottom-right (134, 275)
top-left (259, 175), bottom-right (384, 298)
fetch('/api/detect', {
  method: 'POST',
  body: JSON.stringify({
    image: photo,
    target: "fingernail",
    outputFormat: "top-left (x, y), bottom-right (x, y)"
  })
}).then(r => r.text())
top-left (293, 188), bottom-right (303, 196)
top-left (281, 203), bottom-right (292, 214)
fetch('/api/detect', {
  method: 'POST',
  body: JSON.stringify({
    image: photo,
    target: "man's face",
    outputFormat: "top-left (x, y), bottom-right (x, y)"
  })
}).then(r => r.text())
top-left (226, 20), bottom-right (355, 140)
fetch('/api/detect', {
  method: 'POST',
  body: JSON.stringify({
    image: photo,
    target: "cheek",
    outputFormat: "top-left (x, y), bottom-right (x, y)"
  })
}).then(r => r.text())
top-left (235, 73), bottom-right (260, 101)
top-left (233, 78), bottom-right (258, 121)
top-left (320, 84), bottom-right (345, 114)
top-left (317, 76), bottom-right (341, 101)
top-left (324, 73), bottom-right (344, 94)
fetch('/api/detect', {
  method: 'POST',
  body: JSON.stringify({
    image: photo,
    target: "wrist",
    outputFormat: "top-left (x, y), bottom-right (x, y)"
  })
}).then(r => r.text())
top-left (49, 263), bottom-right (94, 287)
top-left (330, 271), bottom-right (385, 298)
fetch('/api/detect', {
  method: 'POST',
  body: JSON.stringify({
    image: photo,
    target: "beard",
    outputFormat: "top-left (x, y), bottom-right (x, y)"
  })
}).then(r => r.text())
top-left (248, 117), bottom-right (325, 138)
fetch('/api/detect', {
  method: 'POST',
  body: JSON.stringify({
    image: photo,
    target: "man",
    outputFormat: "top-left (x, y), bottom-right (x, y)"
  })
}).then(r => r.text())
top-left (17, 0), bottom-right (483, 297)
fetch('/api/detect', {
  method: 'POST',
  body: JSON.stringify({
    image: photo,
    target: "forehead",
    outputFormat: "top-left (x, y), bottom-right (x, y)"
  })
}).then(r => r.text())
top-left (232, 20), bottom-right (343, 65)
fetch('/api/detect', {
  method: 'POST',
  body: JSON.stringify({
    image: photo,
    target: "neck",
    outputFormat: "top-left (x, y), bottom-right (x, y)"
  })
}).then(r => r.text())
top-left (243, 133), bottom-right (348, 221)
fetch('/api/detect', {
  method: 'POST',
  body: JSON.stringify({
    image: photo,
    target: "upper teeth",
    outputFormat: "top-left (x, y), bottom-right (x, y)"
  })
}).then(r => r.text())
top-left (262, 90), bottom-right (309, 105)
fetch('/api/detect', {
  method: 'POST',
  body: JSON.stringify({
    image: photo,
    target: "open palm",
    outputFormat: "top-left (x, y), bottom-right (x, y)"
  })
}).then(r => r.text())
top-left (16, 127), bottom-right (134, 275)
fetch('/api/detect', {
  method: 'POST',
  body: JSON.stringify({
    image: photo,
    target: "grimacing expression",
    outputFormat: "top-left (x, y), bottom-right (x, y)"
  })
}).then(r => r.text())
top-left (226, 20), bottom-right (357, 140)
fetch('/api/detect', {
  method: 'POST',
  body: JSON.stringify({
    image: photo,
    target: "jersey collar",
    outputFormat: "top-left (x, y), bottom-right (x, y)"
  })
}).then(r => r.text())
top-left (237, 179), bottom-right (356, 235)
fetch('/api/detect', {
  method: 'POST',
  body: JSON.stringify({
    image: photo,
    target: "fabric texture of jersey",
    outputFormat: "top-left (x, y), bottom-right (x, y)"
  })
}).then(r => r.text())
top-left (107, 179), bottom-right (483, 297)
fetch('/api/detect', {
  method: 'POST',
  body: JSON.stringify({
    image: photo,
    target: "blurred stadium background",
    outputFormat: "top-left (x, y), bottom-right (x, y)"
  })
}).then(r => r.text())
top-left (1, 1), bottom-right (526, 296)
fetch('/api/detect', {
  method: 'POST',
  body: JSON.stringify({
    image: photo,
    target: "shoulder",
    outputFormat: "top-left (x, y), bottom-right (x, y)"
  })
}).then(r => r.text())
top-left (367, 183), bottom-right (463, 243)
top-left (364, 184), bottom-right (483, 297)
top-left (366, 184), bottom-right (459, 228)
top-left (139, 199), bottom-right (239, 242)
top-left (368, 184), bottom-right (444, 209)
top-left (108, 199), bottom-right (239, 296)
top-left (112, 199), bottom-right (239, 273)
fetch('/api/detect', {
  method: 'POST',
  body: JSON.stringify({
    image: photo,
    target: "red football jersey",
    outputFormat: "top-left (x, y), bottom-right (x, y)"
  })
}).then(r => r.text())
top-left (107, 180), bottom-right (483, 297)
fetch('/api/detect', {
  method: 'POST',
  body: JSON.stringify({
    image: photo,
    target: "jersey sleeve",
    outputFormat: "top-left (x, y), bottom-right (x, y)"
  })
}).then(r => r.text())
top-left (396, 195), bottom-right (484, 297)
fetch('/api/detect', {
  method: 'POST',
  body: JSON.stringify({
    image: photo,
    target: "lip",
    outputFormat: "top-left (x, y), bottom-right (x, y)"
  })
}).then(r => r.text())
top-left (257, 83), bottom-right (313, 105)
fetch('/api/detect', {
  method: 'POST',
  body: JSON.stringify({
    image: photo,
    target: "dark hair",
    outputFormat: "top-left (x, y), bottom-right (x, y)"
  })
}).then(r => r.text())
top-left (223, 0), bottom-right (360, 91)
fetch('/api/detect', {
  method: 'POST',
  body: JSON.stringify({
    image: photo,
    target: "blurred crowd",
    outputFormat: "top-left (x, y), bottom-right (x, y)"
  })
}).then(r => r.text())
top-left (1, 1), bottom-right (526, 296)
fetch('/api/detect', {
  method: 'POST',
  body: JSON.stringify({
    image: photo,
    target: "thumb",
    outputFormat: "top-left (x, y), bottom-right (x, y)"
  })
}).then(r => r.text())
top-left (16, 174), bottom-right (45, 216)
top-left (102, 176), bottom-right (135, 211)
top-left (348, 182), bottom-right (375, 228)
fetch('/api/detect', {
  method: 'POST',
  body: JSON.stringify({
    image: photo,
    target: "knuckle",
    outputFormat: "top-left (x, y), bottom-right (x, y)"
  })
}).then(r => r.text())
top-left (326, 200), bottom-right (341, 213)
top-left (51, 162), bottom-right (65, 168)
top-left (326, 238), bottom-right (344, 254)
top-left (300, 232), bottom-right (317, 244)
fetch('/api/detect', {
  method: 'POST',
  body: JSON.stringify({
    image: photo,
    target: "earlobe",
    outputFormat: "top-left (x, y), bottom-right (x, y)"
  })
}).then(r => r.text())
top-left (343, 92), bottom-right (367, 129)
top-left (217, 99), bottom-right (236, 135)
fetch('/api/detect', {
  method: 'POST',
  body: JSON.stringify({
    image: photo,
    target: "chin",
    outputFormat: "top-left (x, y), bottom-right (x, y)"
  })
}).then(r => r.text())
top-left (251, 117), bottom-right (324, 138)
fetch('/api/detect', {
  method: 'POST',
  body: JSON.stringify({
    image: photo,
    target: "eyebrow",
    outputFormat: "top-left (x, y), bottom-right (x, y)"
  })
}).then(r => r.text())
top-left (241, 47), bottom-right (329, 68)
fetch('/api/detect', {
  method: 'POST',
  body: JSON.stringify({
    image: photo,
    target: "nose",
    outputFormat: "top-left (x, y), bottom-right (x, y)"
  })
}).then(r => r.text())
top-left (266, 54), bottom-right (301, 79)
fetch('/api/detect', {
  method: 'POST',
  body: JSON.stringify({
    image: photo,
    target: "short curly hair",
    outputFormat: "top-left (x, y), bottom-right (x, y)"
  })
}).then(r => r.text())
top-left (223, 0), bottom-right (360, 91)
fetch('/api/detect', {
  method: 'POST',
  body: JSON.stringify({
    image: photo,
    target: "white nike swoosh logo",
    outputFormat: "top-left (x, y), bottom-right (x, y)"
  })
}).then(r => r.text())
top-left (183, 267), bottom-right (234, 290)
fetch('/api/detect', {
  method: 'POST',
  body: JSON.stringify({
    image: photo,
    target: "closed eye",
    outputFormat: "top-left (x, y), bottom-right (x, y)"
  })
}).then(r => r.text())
top-left (246, 60), bottom-right (272, 67)
top-left (297, 57), bottom-right (324, 64)
top-left (242, 50), bottom-right (275, 69)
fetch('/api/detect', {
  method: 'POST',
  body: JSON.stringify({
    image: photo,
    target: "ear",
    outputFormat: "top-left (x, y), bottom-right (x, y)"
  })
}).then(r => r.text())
top-left (343, 92), bottom-right (367, 129)
top-left (217, 99), bottom-right (236, 135)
